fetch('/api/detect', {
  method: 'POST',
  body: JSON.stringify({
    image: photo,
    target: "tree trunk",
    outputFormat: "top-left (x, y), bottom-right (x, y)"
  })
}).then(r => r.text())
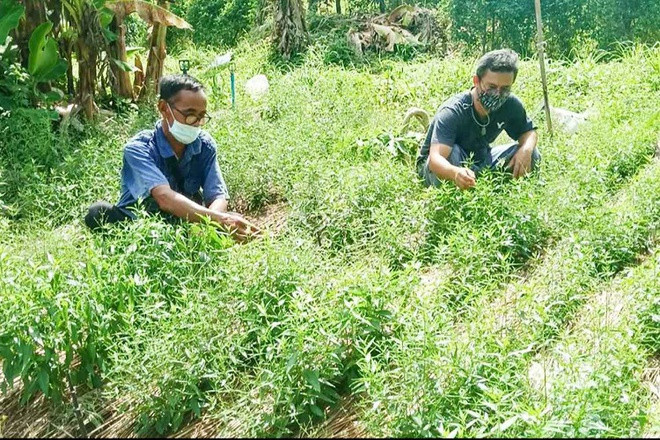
top-left (133, 54), bottom-right (145, 98)
top-left (12, 0), bottom-right (47, 68)
top-left (335, 0), bottom-right (341, 14)
top-left (59, 37), bottom-right (75, 96)
top-left (47, 0), bottom-right (62, 37)
top-left (140, 0), bottom-right (169, 101)
top-left (77, 41), bottom-right (97, 119)
top-left (75, 2), bottom-right (103, 119)
top-left (274, 0), bottom-right (308, 59)
top-left (108, 15), bottom-right (133, 99)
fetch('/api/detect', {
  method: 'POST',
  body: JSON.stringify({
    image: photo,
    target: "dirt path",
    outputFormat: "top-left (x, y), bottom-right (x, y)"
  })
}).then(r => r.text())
top-left (642, 356), bottom-right (660, 438)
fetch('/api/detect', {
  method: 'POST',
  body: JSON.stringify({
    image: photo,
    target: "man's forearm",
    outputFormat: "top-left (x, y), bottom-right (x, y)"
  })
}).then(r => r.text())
top-left (519, 130), bottom-right (538, 152)
top-left (155, 188), bottom-right (228, 225)
top-left (429, 152), bottom-right (460, 182)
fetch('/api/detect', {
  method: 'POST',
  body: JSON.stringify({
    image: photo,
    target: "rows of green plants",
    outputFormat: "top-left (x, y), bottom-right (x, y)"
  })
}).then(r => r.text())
top-left (239, 120), bottom-right (659, 435)
top-left (211, 43), bottom-right (660, 436)
top-left (519, 247), bottom-right (659, 437)
top-left (104, 44), bottom-right (660, 436)
top-left (0, 42), bottom-right (658, 437)
top-left (356, 156), bottom-right (659, 437)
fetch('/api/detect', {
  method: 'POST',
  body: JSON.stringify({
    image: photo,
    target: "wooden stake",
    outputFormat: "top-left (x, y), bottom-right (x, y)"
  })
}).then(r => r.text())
top-left (534, 0), bottom-right (553, 135)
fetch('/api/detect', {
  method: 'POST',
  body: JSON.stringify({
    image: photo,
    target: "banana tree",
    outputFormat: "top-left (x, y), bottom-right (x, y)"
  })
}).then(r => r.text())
top-left (104, 0), bottom-right (191, 100)
top-left (275, 0), bottom-right (308, 59)
top-left (60, 0), bottom-right (107, 118)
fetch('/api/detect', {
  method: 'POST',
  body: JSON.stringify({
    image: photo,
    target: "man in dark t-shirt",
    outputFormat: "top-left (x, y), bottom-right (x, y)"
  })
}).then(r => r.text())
top-left (417, 49), bottom-right (540, 190)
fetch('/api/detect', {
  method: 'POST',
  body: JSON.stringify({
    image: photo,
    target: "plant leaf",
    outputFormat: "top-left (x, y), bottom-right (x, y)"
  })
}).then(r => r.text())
top-left (105, 0), bottom-right (192, 29)
top-left (126, 45), bottom-right (145, 57)
top-left (0, 0), bottom-right (24, 45)
top-left (189, 398), bottom-right (201, 417)
top-left (309, 404), bottom-right (324, 417)
top-left (99, 7), bottom-right (114, 28)
top-left (42, 88), bottom-right (65, 103)
top-left (499, 415), bottom-right (519, 432)
top-left (113, 58), bottom-right (138, 72)
top-left (37, 58), bottom-right (68, 82)
top-left (38, 370), bottom-right (49, 396)
top-left (303, 369), bottom-right (321, 392)
top-left (28, 22), bottom-right (60, 79)
top-left (102, 26), bottom-right (117, 42)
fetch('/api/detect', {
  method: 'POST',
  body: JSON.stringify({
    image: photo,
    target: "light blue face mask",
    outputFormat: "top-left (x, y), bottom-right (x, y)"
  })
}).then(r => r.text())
top-left (167, 104), bottom-right (201, 145)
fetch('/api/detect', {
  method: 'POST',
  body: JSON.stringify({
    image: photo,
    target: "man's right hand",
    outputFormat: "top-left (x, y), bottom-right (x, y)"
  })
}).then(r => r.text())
top-left (216, 212), bottom-right (261, 242)
top-left (453, 167), bottom-right (476, 190)
top-left (152, 185), bottom-right (262, 242)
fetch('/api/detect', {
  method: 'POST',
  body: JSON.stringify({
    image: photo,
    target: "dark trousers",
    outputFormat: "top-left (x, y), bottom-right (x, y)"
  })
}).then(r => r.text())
top-left (84, 201), bottom-right (133, 231)
top-left (85, 193), bottom-right (203, 232)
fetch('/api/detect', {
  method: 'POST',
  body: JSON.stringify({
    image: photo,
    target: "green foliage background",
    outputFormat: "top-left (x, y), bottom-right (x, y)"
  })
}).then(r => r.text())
top-left (449, 0), bottom-right (660, 58)
top-left (0, 0), bottom-right (659, 437)
top-left (166, 0), bottom-right (660, 59)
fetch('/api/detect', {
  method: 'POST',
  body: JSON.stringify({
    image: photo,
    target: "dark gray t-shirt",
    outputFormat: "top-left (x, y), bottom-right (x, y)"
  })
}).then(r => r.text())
top-left (416, 90), bottom-right (535, 171)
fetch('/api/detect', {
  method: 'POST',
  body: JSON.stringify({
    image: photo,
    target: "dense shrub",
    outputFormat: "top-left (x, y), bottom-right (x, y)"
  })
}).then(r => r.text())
top-left (186, 0), bottom-right (258, 47)
top-left (448, 0), bottom-right (660, 58)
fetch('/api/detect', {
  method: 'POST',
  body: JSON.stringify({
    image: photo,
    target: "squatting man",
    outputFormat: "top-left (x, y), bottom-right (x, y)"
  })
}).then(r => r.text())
top-left (85, 74), bottom-right (260, 241)
top-left (417, 48), bottom-right (541, 189)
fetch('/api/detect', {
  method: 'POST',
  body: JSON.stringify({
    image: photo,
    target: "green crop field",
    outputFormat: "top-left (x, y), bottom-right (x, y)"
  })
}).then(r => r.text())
top-left (1, 38), bottom-right (659, 437)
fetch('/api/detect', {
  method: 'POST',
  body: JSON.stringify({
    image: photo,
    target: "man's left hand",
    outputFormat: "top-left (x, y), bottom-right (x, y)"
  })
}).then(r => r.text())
top-left (508, 147), bottom-right (533, 178)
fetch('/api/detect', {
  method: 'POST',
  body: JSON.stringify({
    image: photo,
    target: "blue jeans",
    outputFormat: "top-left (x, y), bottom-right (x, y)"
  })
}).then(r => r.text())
top-left (420, 142), bottom-right (541, 187)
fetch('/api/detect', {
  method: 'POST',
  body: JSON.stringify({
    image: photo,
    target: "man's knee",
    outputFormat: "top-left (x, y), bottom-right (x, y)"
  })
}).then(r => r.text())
top-left (531, 147), bottom-right (541, 171)
top-left (85, 201), bottom-right (113, 231)
top-left (85, 201), bottom-right (131, 231)
top-left (420, 158), bottom-right (442, 188)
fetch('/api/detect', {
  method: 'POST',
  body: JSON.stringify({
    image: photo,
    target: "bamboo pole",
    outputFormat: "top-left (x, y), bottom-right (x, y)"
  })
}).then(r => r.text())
top-left (534, 0), bottom-right (553, 135)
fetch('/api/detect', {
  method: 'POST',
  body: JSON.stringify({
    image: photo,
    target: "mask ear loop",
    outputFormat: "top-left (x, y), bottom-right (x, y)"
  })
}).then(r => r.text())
top-left (166, 103), bottom-right (177, 129)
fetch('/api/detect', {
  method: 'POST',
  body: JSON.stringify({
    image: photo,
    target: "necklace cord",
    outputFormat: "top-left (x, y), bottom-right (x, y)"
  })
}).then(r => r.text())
top-left (471, 104), bottom-right (490, 128)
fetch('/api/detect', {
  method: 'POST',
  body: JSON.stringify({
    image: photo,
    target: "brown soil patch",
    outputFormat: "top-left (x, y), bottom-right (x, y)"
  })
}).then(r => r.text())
top-left (303, 396), bottom-right (369, 438)
top-left (245, 201), bottom-right (289, 235)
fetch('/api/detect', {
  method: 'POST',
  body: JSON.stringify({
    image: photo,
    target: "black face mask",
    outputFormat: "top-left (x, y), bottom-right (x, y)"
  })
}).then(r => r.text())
top-left (478, 83), bottom-right (510, 112)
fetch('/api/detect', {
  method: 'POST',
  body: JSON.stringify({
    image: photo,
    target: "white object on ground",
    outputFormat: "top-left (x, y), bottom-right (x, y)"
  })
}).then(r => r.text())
top-left (545, 105), bottom-right (597, 134)
top-left (245, 74), bottom-right (270, 101)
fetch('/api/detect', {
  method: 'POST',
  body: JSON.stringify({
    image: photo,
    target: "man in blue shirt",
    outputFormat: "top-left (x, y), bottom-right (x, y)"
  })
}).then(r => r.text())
top-left (85, 74), bottom-right (259, 240)
top-left (417, 49), bottom-right (541, 190)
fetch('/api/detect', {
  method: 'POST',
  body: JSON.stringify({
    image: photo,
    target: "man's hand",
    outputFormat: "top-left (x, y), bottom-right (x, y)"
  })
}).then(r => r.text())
top-left (216, 212), bottom-right (261, 242)
top-left (453, 167), bottom-right (476, 190)
top-left (508, 147), bottom-right (533, 178)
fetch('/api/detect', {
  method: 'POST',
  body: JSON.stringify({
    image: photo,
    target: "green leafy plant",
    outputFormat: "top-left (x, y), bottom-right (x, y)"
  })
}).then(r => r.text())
top-left (26, 21), bottom-right (67, 103)
top-left (0, 0), bottom-right (24, 45)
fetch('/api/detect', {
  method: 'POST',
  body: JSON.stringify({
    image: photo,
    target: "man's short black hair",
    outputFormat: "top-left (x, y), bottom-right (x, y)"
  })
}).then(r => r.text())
top-left (475, 49), bottom-right (519, 80)
top-left (158, 74), bottom-right (205, 102)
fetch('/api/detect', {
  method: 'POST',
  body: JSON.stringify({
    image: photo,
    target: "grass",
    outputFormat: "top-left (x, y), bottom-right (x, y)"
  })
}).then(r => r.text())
top-left (0, 39), bottom-right (659, 437)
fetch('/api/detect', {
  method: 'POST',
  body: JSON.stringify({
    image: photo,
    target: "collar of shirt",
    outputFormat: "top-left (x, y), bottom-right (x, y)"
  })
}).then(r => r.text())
top-left (154, 120), bottom-right (202, 166)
